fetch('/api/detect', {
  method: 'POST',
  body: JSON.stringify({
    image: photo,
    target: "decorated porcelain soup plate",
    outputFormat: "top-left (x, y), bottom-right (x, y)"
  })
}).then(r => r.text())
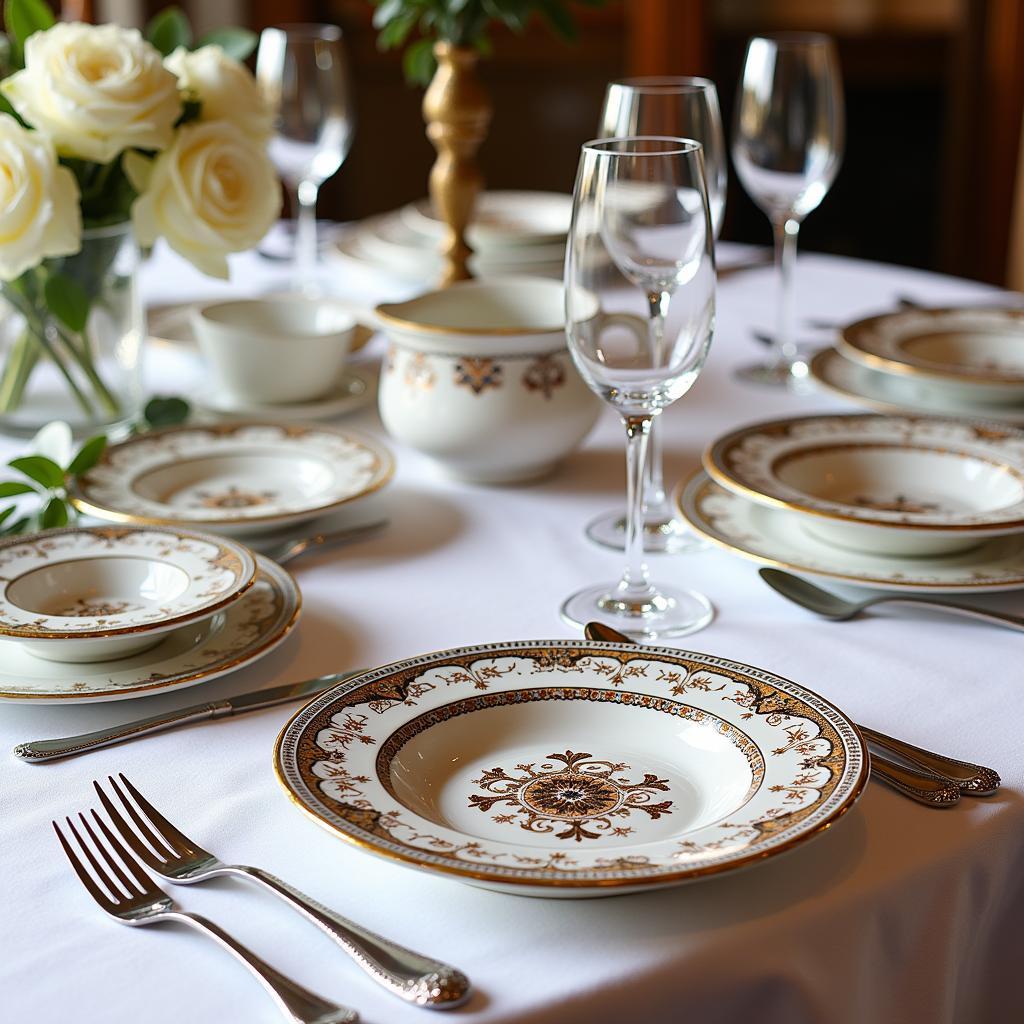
top-left (275, 640), bottom-right (866, 898)
top-left (705, 414), bottom-right (1024, 556)
top-left (0, 526), bottom-right (256, 662)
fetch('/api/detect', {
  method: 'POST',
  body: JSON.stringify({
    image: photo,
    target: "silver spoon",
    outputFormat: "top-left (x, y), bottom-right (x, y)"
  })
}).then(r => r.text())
top-left (759, 567), bottom-right (1024, 634)
top-left (583, 621), bottom-right (989, 806)
top-left (261, 519), bottom-right (389, 566)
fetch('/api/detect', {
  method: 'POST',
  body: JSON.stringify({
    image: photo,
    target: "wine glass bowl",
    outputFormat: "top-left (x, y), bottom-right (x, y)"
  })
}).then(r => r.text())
top-left (256, 24), bottom-right (355, 289)
top-left (562, 136), bottom-right (715, 640)
top-left (589, 76), bottom-right (726, 553)
top-left (732, 33), bottom-right (844, 386)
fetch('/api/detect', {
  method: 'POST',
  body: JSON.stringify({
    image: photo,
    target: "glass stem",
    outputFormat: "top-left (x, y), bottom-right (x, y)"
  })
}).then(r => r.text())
top-left (772, 216), bottom-right (800, 368)
top-left (619, 413), bottom-right (657, 600)
top-left (642, 418), bottom-right (669, 518)
top-left (294, 179), bottom-right (320, 290)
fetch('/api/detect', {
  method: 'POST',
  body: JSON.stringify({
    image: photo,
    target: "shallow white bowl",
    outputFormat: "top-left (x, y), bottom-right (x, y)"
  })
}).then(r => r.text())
top-left (0, 526), bottom-right (256, 662)
top-left (192, 297), bottom-right (356, 405)
top-left (275, 640), bottom-right (866, 898)
top-left (375, 276), bottom-right (601, 484)
top-left (706, 414), bottom-right (1024, 556)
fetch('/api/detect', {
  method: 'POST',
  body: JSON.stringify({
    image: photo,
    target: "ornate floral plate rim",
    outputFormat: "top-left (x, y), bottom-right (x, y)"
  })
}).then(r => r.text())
top-left (0, 554), bottom-right (300, 703)
top-left (69, 422), bottom-right (394, 529)
top-left (677, 469), bottom-right (1024, 592)
top-left (274, 640), bottom-right (867, 893)
top-left (704, 413), bottom-right (1024, 532)
top-left (0, 525), bottom-right (256, 640)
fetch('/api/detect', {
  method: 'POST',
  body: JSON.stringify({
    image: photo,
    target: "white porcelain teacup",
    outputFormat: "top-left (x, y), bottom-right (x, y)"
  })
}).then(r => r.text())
top-left (192, 296), bottom-right (357, 405)
top-left (375, 276), bottom-right (602, 483)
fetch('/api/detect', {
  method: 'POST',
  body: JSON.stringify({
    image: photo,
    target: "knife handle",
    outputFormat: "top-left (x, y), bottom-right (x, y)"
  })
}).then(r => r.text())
top-left (12, 702), bottom-right (231, 763)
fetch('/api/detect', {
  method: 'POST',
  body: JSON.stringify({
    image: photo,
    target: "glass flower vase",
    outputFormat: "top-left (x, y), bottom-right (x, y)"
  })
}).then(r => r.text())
top-left (0, 223), bottom-right (143, 437)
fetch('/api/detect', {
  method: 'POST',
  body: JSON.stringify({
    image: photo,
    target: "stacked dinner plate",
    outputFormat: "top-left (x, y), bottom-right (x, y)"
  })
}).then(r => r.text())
top-left (331, 190), bottom-right (570, 285)
top-left (0, 422), bottom-right (395, 704)
top-left (809, 306), bottom-right (1024, 422)
top-left (676, 412), bottom-right (1024, 594)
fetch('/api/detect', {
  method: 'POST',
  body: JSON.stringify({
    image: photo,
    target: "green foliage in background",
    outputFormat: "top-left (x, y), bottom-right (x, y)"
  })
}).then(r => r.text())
top-left (369, 0), bottom-right (607, 85)
top-left (0, 397), bottom-right (190, 536)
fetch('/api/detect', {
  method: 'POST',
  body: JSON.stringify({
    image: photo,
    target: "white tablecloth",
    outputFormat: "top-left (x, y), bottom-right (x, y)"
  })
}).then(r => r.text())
top-left (4, 237), bottom-right (1024, 1024)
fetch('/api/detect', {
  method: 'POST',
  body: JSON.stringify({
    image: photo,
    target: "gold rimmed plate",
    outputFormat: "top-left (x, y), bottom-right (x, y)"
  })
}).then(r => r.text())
top-left (705, 414), bottom-right (1024, 556)
top-left (275, 640), bottom-right (866, 898)
top-left (0, 554), bottom-right (300, 703)
top-left (71, 422), bottom-right (394, 537)
top-left (678, 470), bottom-right (1024, 593)
top-left (809, 347), bottom-right (1024, 423)
top-left (839, 307), bottom-right (1024, 400)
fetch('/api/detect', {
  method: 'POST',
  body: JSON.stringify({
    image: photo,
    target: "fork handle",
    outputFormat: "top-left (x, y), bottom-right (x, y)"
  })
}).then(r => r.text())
top-left (860, 723), bottom-right (1000, 795)
top-left (172, 911), bottom-right (358, 1024)
top-left (231, 866), bottom-right (470, 1009)
top-left (868, 752), bottom-right (961, 808)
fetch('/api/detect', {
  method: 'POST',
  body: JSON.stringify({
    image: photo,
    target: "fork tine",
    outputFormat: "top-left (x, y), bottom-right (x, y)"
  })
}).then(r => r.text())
top-left (65, 815), bottom-right (126, 904)
top-left (117, 773), bottom-right (199, 858)
top-left (53, 819), bottom-right (116, 911)
top-left (93, 778), bottom-right (171, 866)
top-left (88, 808), bottom-right (159, 894)
top-left (79, 812), bottom-right (141, 898)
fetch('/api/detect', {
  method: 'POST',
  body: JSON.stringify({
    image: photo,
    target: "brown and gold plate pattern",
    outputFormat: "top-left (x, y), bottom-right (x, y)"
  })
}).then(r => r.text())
top-left (71, 423), bottom-right (394, 534)
top-left (0, 555), bottom-right (300, 703)
top-left (275, 641), bottom-right (866, 897)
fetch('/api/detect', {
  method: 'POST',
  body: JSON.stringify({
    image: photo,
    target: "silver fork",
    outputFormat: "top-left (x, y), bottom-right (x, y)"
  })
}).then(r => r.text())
top-left (95, 774), bottom-right (470, 1009)
top-left (53, 811), bottom-right (358, 1024)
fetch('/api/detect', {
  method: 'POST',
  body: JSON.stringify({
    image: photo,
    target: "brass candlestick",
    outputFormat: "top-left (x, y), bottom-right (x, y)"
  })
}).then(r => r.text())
top-left (422, 42), bottom-right (492, 286)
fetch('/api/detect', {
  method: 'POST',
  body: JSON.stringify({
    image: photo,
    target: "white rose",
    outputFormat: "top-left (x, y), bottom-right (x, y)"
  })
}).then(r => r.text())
top-left (127, 120), bottom-right (280, 279)
top-left (1, 22), bottom-right (181, 164)
top-left (0, 114), bottom-right (81, 282)
top-left (165, 45), bottom-right (272, 138)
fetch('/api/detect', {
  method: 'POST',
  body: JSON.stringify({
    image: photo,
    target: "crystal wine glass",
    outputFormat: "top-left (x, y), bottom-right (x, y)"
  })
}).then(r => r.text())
top-left (256, 24), bottom-right (355, 292)
top-left (732, 33), bottom-right (844, 386)
top-left (587, 76), bottom-right (726, 554)
top-left (562, 136), bottom-right (716, 640)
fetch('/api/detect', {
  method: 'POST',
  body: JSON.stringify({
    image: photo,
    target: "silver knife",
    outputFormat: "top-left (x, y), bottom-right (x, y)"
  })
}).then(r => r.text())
top-left (12, 669), bottom-right (367, 763)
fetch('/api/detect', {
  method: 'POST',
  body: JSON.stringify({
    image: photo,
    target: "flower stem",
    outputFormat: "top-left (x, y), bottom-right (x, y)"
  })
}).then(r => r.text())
top-left (0, 330), bottom-right (40, 413)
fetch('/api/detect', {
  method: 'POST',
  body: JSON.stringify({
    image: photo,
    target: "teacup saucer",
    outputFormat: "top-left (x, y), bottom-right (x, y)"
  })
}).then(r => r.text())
top-left (0, 555), bottom-right (300, 703)
top-left (196, 368), bottom-right (375, 422)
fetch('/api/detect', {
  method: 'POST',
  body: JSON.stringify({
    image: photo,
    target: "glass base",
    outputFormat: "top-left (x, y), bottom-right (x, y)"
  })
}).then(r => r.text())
top-left (561, 581), bottom-right (714, 641)
top-left (734, 359), bottom-right (813, 390)
top-left (585, 510), bottom-right (707, 554)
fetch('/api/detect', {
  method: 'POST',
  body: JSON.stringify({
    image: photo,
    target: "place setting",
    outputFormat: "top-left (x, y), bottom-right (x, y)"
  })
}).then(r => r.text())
top-left (1, 4), bottom-right (1021, 1024)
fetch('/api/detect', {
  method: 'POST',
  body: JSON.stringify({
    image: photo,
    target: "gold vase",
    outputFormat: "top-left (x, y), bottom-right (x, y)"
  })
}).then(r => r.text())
top-left (422, 42), bottom-right (493, 286)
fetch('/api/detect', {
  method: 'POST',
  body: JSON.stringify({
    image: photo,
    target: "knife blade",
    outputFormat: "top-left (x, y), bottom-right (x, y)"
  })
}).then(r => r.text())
top-left (12, 669), bottom-right (368, 764)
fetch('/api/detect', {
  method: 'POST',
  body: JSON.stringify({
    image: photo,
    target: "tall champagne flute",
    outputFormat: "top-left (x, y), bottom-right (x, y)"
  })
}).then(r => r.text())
top-left (561, 137), bottom-right (715, 640)
top-left (732, 33), bottom-right (843, 386)
top-left (256, 24), bottom-right (354, 291)
top-left (588, 77), bottom-right (726, 554)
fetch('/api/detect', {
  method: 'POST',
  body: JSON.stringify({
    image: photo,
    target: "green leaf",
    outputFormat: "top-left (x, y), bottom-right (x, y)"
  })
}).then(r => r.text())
top-left (7, 455), bottom-right (64, 489)
top-left (195, 27), bottom-right (257, 61)
top-left (143, 396), bottom-right (190, 429)
top-left (3, 0), bottom-right (55, 64)
top-left (40, 495), bottom-right (68, 529)
top-left (0, 480), bottom-right (36, 497)
top-left (145, 5), bottom-right (192, 57)
top-left (377, 10), bottom-right (418, 50)
top-left (43, 273), bottom-right (91, 334)
top-left (403, 37), bottom-right (436, 86)
top-left (0, 505), bottom-right (14, 527)
top-left (372, 0), bottom-right (406, 30)
top-left (67, 434), bottom-right (106, 476)
top-left (537, 0), bottom-right (577, 41)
